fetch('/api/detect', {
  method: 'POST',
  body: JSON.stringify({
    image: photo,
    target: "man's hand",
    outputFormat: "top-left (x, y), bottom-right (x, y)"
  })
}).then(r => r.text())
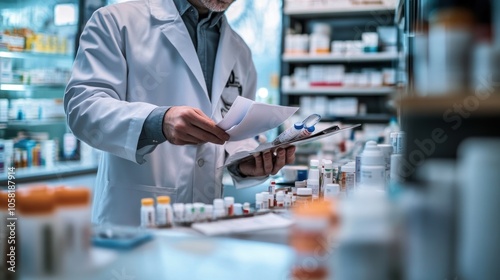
top-left (239, 146), bottom-right (296, 177)
top-left (163, 106), bottom-right (229, 145)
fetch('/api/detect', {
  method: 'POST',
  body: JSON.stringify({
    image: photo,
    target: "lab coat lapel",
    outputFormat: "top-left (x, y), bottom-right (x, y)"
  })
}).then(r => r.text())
top-left (211, 17), bottom-right (241, 116)
top-left (150, 0), bottom-right (208, 97)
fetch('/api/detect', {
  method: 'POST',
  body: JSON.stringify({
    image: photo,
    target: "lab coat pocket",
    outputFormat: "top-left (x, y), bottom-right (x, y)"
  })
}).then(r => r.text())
top-left (219, 86), bottom-right (240, 118)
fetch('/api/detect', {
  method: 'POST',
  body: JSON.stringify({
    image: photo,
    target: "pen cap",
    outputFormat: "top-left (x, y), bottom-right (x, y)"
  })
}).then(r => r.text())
top-left (294, 122), bottom-right (304, 129)
top-left (305, 126), bottom-right (315, 133)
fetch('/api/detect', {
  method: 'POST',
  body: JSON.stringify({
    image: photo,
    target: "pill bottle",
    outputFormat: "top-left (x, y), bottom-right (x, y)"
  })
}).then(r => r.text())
top-left (296, 188), bottom-right (313, 206)
top-left (156, 196), bottom-right (174, 228)
top-left (141, 198), bottom-right (155, 228)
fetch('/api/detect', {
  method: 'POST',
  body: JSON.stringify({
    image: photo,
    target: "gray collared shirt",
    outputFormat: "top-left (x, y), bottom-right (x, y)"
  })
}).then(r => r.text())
top-left (138, 0), bottom-right (223, 149)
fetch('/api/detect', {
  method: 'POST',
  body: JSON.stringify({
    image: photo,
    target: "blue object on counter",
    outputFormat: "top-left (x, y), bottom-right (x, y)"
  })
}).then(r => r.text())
top-left (92, 225), bottom-right (154, 250)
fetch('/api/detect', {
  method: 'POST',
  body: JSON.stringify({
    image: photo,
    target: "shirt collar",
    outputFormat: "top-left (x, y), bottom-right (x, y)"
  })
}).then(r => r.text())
top-left (172, 0), bottom-right (224, 28)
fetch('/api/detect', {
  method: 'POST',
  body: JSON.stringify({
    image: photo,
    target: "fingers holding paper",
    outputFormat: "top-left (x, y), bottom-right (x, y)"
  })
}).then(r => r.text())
top-left (163, 106), bottom-right (230, 145)
top-left (239, 146), bottom-right (296, 177)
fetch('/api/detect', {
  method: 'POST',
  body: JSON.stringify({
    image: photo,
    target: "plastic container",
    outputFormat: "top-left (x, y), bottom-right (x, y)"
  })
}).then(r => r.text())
top-left (213, 199), bottom-right (225, 219)
top-left (340, 162), bottom-right (356, 196)
top-left (54, 187), bottom-right (91, 272)
top-left (261, 192), bottom-right (270, 209)
top-left (18, 190), bottom-right (61, 276)
top-left (255, 193), bottom-right (264, 210)
top-left (322, 160), bottom-right (333, 195)
top-left (359, 141), bottom-right (386, 191)
top-left (276, 192), bottom-right (285, 208)
top-left (141, 198), bottom-right (155, 228)
top-left (156, 196), bottom-right (174, 227)
top-left (184, 203), bottom-right (194, 222)
top-left (273, 122), bottom-right (304, 145)
top-left (242, 202), bottom-right (251, 214)
top-left (296, 188), bottom-right (313, 205)
top-left (307, 178), bottom-right (320, 199)
top-left (173, 203), bottom-right (184, 223)
top-left (324, 183), bottom-right (340, 200)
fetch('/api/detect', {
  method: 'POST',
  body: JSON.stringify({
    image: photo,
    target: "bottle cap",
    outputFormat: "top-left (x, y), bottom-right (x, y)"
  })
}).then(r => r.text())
top-left (224, 197), bottom-right (234, 205)
top-left (295, 180), bottom-right (307, 188)
top-left (324, 160), bottom-right (333, 170)
top-left (18, 191), bottom-right (55, 215)
top-left (157, 196), bottom-right (171, 204)
top-left (243, 202), bottom-right (250, 208)
top-left (0, 191), bottom-right (8, 210)
top-left (325, 183), bottom-right (340, 196)
top-left (213, 198), bottom-right (224, 209)
top-left (341, 162), bottom-right (355, 173)
top-left (377, 144), bottom-right (393, 156)
top-left (255, 193), bottom-right (263, 202)
top-left (141, 198), bottom-right (154, 206)
top-left (361, 141), bottom-right (385, 165)
top-left (305, 126), bottom-right (315, 133)
top-left (173, 203), bottom-right (184, 212)
top-left (310, 159), bottom-right (319, 168)
top-left (297, 188), bottom-right (313, 195)
top-left (55, 187), bottom-right (91, 207)
top-left (276, 192), bottom-right (285, 200)
top-left (193, 203), bottom-right (205, 213)
top-left (233, 203), bottom-right (243, 215)
top-left (293, 122), bottom-right (304, 129)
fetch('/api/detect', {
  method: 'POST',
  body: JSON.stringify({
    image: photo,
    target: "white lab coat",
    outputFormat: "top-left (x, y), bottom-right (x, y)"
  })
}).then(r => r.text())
top-left (64, 0), bottom-right (266, 226)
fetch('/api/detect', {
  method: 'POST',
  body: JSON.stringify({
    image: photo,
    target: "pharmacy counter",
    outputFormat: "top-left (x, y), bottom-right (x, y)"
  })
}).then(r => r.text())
top-left (31, 228), bottom-right (294, 280)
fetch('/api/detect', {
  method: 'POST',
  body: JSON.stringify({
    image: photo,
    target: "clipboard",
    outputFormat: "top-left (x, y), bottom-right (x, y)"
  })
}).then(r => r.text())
top-left (223, 124), bottom-right (361, 167)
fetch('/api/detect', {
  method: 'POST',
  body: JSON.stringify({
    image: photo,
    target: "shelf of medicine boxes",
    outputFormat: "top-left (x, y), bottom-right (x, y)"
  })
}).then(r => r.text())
top-left (0, 161), bottom-right (98, 185)
top-left (284, 3), bottom-right (395, 18)
top-left (1, 118), bottom-right (66, 128)
top-left (282, 86), bottom-right (395, 96)
top-left (0, 50), bottom-right (73, 60)
top-left (0, 83), bottom-right (67, 92)
top-left (322, 113), bottom-right (392, 123)
top-left (282, 52), bottom-right (399, 63)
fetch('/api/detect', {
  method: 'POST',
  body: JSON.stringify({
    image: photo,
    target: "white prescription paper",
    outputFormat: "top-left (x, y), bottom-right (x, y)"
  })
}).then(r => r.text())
top-left (191, 213), bottom-right (294, 236)
top-left (217, 96), bottom-right (298, 141)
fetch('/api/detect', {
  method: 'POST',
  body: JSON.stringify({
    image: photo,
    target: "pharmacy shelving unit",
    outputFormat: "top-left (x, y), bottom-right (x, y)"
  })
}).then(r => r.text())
top-left (280, 1), bottom-right (398, 127)
top-left (0, 50), bottom-right (98, 183)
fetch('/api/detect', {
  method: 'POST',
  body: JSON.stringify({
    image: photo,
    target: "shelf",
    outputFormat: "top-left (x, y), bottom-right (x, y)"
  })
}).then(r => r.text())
top-left (0, 162), bottom-right (98, 185)
top-left (282, 86), bottom-right (395, 95)
top-left (0, 84), bottom-right (67, 91)
top-left (322, 114), bottom-right (392, 123)
top-left (283, 52), bottom-right (399, 63)
top-left (284, 4), bottom-right (395, 17)
top-left (2, 118), bottom-right (66, 127)
top-left (0, 50), bottom-right (72, 60)
top-left (395, 0), bottom-right (405, 25)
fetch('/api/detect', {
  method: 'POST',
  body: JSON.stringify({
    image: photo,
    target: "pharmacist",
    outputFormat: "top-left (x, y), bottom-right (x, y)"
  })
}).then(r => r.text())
top-left (64, 0), bottom-right (296, 226)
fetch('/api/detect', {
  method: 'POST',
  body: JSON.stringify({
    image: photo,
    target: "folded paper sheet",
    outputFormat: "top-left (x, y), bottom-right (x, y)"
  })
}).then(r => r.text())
top-left (217, 96), bottom-right (299, 141)
top-left (223, 124), bottom-right (362, 167)
top-left (191, 213), bottom-right (293, 236)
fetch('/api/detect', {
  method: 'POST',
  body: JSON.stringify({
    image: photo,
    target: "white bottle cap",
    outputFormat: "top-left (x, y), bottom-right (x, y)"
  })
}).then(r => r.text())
top-left (243, 202), bottom-right (250, 208)
top-left (297, 188), bottom-right (313, 195)
top-left (361, 141), bottom-right (385, 165)
top-left (224, 196), bottom-right (234, 205)
top-left (276, 192), bottom-right (285, 201)
top-left (255, 193), bottom-right (263, 202)
top-left (377, 144), bottom-right (393, 156)
top-left (310, 159), bottom-right (319, 168)
top-left (204, 205), bottom-right (213, 217)
top-left (342, 162), bottom-right (355, 173)
top-left (324, 160), bottom-right (333, 170)
top-left (325, 183), bottom-right (340, 197)
top-left (233, 203), bottom-right (243, 215)
top-left (213, 198), bottom-right (224, 209)
top-left (173, 203), bottom-right (184, 212)
top-left (295, 180), bottom-right (307, 188)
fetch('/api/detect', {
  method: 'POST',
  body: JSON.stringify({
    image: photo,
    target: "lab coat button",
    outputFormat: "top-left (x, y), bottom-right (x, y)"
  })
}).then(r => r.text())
top-left (198, 159), bottom-right (204, 167)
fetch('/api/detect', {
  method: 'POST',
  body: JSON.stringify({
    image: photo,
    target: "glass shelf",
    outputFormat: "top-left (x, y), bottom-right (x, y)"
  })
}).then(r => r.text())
top-left (0, 50), bottom-right (73, 60)
top-left (282, 87), bottom-right (396, 95)
top-left (282, 52), bottom-right (399, 63)
top-left (2, 118), bottom-right (66, 127)
top-left (0, 84), bottom-right (67, 91)
top-left (0, 162), bottom-right (98, 185)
